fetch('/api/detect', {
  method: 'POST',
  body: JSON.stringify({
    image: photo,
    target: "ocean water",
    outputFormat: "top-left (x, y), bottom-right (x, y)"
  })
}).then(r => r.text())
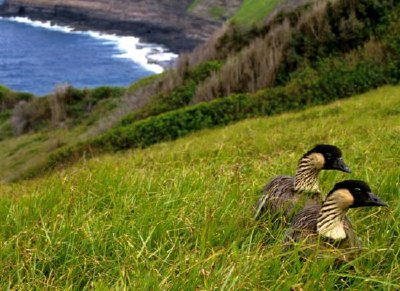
top-left (0, 16), bottom-right (177, 96)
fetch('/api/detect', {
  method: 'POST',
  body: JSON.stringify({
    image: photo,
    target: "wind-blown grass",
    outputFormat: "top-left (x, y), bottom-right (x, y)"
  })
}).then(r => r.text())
top-left (0, 85), bottom-right (399, 289)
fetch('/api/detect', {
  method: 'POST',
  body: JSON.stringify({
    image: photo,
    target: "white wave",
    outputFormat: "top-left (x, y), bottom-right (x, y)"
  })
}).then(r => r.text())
top-left (2, 16), bottom-right (75, 33)
top-left (1, 16), bottom-right (178, 73)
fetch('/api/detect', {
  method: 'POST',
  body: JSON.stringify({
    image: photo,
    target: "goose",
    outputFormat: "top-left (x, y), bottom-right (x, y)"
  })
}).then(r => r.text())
top-left (284, 180), bottom-right (387, 260)
top-left (254, 144), bottom-right (351, 221)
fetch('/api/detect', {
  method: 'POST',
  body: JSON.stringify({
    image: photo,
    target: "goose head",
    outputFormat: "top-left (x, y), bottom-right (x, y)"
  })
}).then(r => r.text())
top-left (327, 180), bottom-right (387, 209)
top-left (305, 144), bottom-right (352, 173)
top-left (317, 180), bottom-right (387, 240)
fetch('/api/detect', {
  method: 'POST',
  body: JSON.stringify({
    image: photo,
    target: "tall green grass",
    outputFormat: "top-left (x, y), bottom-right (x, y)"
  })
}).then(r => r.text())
top-left (0, 86), bottom-right (399, 289)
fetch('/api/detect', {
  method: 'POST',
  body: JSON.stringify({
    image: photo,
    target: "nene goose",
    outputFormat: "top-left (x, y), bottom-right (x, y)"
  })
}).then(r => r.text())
top-left (284, 180), bottom-right (387, 260)
top-left (254, 144), bottom-right (351, 221)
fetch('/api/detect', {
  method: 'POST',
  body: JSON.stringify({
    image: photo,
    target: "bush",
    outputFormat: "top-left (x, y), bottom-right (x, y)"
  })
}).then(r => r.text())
top-left (11, 98), bottom-right (51, 135)
top-left (49, 84), bottom-right (68, 127)
top-left (185, 0), bottom-right (396, 102)
top-left (90, 86), bottom-right (126, 101)
top-left (0, 85), bottom-right (33, 112)
top-left (65, 86), bottom-right (125, 121)
top-left (2, 83), bottom-right (127, 135)
top-left (119, 61), bottom-right (222, 126)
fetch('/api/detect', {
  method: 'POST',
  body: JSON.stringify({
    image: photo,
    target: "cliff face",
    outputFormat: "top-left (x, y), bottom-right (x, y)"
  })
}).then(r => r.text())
top-left (0, 0), bottom-right (242, 52)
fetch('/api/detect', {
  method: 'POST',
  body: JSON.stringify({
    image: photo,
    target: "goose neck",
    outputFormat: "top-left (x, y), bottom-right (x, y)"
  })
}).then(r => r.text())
top-left (294, 156), bottom-right (321, 192)
top-left (317, 199), bottom-right (348, 240)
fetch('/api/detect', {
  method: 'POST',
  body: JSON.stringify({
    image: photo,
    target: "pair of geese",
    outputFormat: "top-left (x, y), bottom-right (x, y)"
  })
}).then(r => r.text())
top-left (254, 144), bottom-right (387, 258)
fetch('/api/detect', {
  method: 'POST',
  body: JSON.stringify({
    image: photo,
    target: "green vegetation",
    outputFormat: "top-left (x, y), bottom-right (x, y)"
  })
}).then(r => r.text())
top-left (120, 60), bottom-right (222, 126)
top-left (1, 0), bottom-right (400, 182)
top-left (0, 85), bottom-right (32, 111)
top-left (209, 6), bottom-right (226, 20)
top-left (0, 85), bottom-right (126, 181)
top-left (231, 0), bottom-right (281, 25)
top-left (188, 0), bottom-right (203, 12)
top-left (44, 38), bottom-right (399, 173)
top-left (188, 0), bottom-right (229, 20)
top-left (0, 86), bottom-right (398, 289)
top-left (0, 0), bottom-right (398, 288)
top-left (194, 0), bottom-right (398, 102)
top-left (0, 126), bottom-right (84, 182)
top-left (0, 85), bottom-right (33, 140)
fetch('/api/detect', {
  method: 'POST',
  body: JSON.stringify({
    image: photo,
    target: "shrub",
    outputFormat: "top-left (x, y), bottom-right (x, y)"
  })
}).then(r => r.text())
top-left (64, 86), bottom-right (125, 121)
top-left (49, 84), bottom-right (68, 127)
top-left (90, 86), bottom-right (126, 101)
top-left (185, 0), bottom-right (396, 102)
top-left (11, 98), bottom-right (51, 135)
top-left (6, 83), bottom-right (126, 135)
top-left (0, 85), bottom-right (33, 112)
top-left (119, 61), bottom-right (222, 126)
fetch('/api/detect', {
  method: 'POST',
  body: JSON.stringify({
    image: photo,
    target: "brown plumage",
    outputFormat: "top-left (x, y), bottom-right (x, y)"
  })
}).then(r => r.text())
top-left (284, 204), bottom-right (361, 260)
top-left (284, 180), bottom-right (387, 261)
top-left (255, 175), bottom-right (322, 221)
top-left (254, 144), bottom-right (351, 221)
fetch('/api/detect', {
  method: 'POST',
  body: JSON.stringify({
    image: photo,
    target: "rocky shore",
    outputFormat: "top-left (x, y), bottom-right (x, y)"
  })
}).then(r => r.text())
top-left (0, 0), bottom-right (242, 53)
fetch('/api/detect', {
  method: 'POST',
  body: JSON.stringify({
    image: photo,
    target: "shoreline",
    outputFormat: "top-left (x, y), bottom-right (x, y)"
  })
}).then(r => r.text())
top-left (0, 16), bottom-right (176, 95)
top-left (0, 3), bottom-right (203, 54)
top-left (1, 16), bottom-right (178, 73)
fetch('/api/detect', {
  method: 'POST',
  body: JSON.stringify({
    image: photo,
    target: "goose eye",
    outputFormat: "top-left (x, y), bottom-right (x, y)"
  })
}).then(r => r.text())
top-left (354, 187), bottom-right (361, 194)
top-left (325, 153), bottom-right (332, 160)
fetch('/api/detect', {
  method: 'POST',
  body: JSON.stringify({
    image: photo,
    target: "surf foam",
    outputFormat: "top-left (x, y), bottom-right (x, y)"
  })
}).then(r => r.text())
top-left (1, 16), bottom-right (178, 73)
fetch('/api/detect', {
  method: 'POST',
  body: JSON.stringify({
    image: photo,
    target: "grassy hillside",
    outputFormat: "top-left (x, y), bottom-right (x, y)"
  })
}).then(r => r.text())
top-left (0, 85), bottom-right (125, 181)
top-left (0, 85), bottom-right (398, 289)
top-left (188, 0), bottom-right (242, 21)
top-left (231, 0), bottom-right (281, 25)
top-left (1, 0), bottom-right (399, 181)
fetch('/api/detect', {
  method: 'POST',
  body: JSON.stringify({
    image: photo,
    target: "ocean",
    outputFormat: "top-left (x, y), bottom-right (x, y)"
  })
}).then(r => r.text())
top-left (0, 16), bottom-right (177, 96)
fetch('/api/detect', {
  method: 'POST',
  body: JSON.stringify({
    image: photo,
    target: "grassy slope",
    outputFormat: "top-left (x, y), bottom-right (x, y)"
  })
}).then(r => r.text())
top-left (0, 124), bottom-right (89, 182)
top-left (231, 0), bottom-right (281, 25)
top-left (0, 85), bottom-right (399, 289)
top-left (0, 87), bottom-right (122, 182)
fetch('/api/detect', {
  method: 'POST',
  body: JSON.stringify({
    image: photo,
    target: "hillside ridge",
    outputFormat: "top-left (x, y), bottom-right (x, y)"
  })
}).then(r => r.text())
top-left (1, 0), bottom-right (399, 182)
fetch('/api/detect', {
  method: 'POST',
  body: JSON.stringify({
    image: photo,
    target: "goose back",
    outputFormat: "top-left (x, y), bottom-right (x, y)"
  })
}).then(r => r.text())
top-left (254, 175), bottom-right (321, 221)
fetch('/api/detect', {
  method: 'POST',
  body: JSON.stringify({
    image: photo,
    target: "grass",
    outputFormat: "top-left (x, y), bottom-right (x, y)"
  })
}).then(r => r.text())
top-left (231, 0), bottom-right (282, 25)
top-left (188, 0), bottom-right (228, 20)
top-left (0, 125), bottom-right (89, 182)
top-left (0, 85), bottom-right (125, 182)
top-left (0, 85), bottom-right (399, 289)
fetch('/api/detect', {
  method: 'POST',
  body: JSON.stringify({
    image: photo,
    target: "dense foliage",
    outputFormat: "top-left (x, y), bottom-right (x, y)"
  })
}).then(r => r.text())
top-left (119, 60), bottom-right (222, 126)
top-left (9, 85), bottom-right (125, 135)
top-left (188, 0), bottom-right (398, 101)
top-left (0, 85), bottom-right (32, 112)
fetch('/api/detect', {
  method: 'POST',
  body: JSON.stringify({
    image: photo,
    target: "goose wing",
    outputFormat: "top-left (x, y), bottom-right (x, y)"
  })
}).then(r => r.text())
top-left (254, 175), bottom-right (296, 220)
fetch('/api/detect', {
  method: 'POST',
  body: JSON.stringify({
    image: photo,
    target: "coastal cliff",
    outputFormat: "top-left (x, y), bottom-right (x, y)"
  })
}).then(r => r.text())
top-left (0, 0), bottom-right (242, 52)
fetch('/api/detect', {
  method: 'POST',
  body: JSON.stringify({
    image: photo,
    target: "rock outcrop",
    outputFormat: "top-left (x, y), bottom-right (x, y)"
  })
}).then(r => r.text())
top-left (0, 0), bottom-right (242, 52)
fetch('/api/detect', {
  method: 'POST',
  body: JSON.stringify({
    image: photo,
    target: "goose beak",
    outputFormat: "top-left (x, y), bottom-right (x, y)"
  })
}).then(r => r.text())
top-left (333, 157), bottom-right (352, 173)
top-left (366, 192), bottom-right (388, 207)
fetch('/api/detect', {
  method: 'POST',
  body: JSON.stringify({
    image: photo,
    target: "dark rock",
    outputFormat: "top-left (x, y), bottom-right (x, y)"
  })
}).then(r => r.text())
top-left (0, 0), bottom-right (241, 53)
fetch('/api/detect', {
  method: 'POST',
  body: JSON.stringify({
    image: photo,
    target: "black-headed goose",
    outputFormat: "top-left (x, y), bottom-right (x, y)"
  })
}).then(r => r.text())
top-left (254, 144), bottom-right (351, 221)
top-left (284, 180), bottom-right (387, 259)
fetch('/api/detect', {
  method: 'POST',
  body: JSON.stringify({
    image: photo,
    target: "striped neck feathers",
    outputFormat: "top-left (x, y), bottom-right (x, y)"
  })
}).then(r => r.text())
top-left (294, 152), bottom-right (325, 192)
top-left (317, 189), bottom-right (354, 240)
